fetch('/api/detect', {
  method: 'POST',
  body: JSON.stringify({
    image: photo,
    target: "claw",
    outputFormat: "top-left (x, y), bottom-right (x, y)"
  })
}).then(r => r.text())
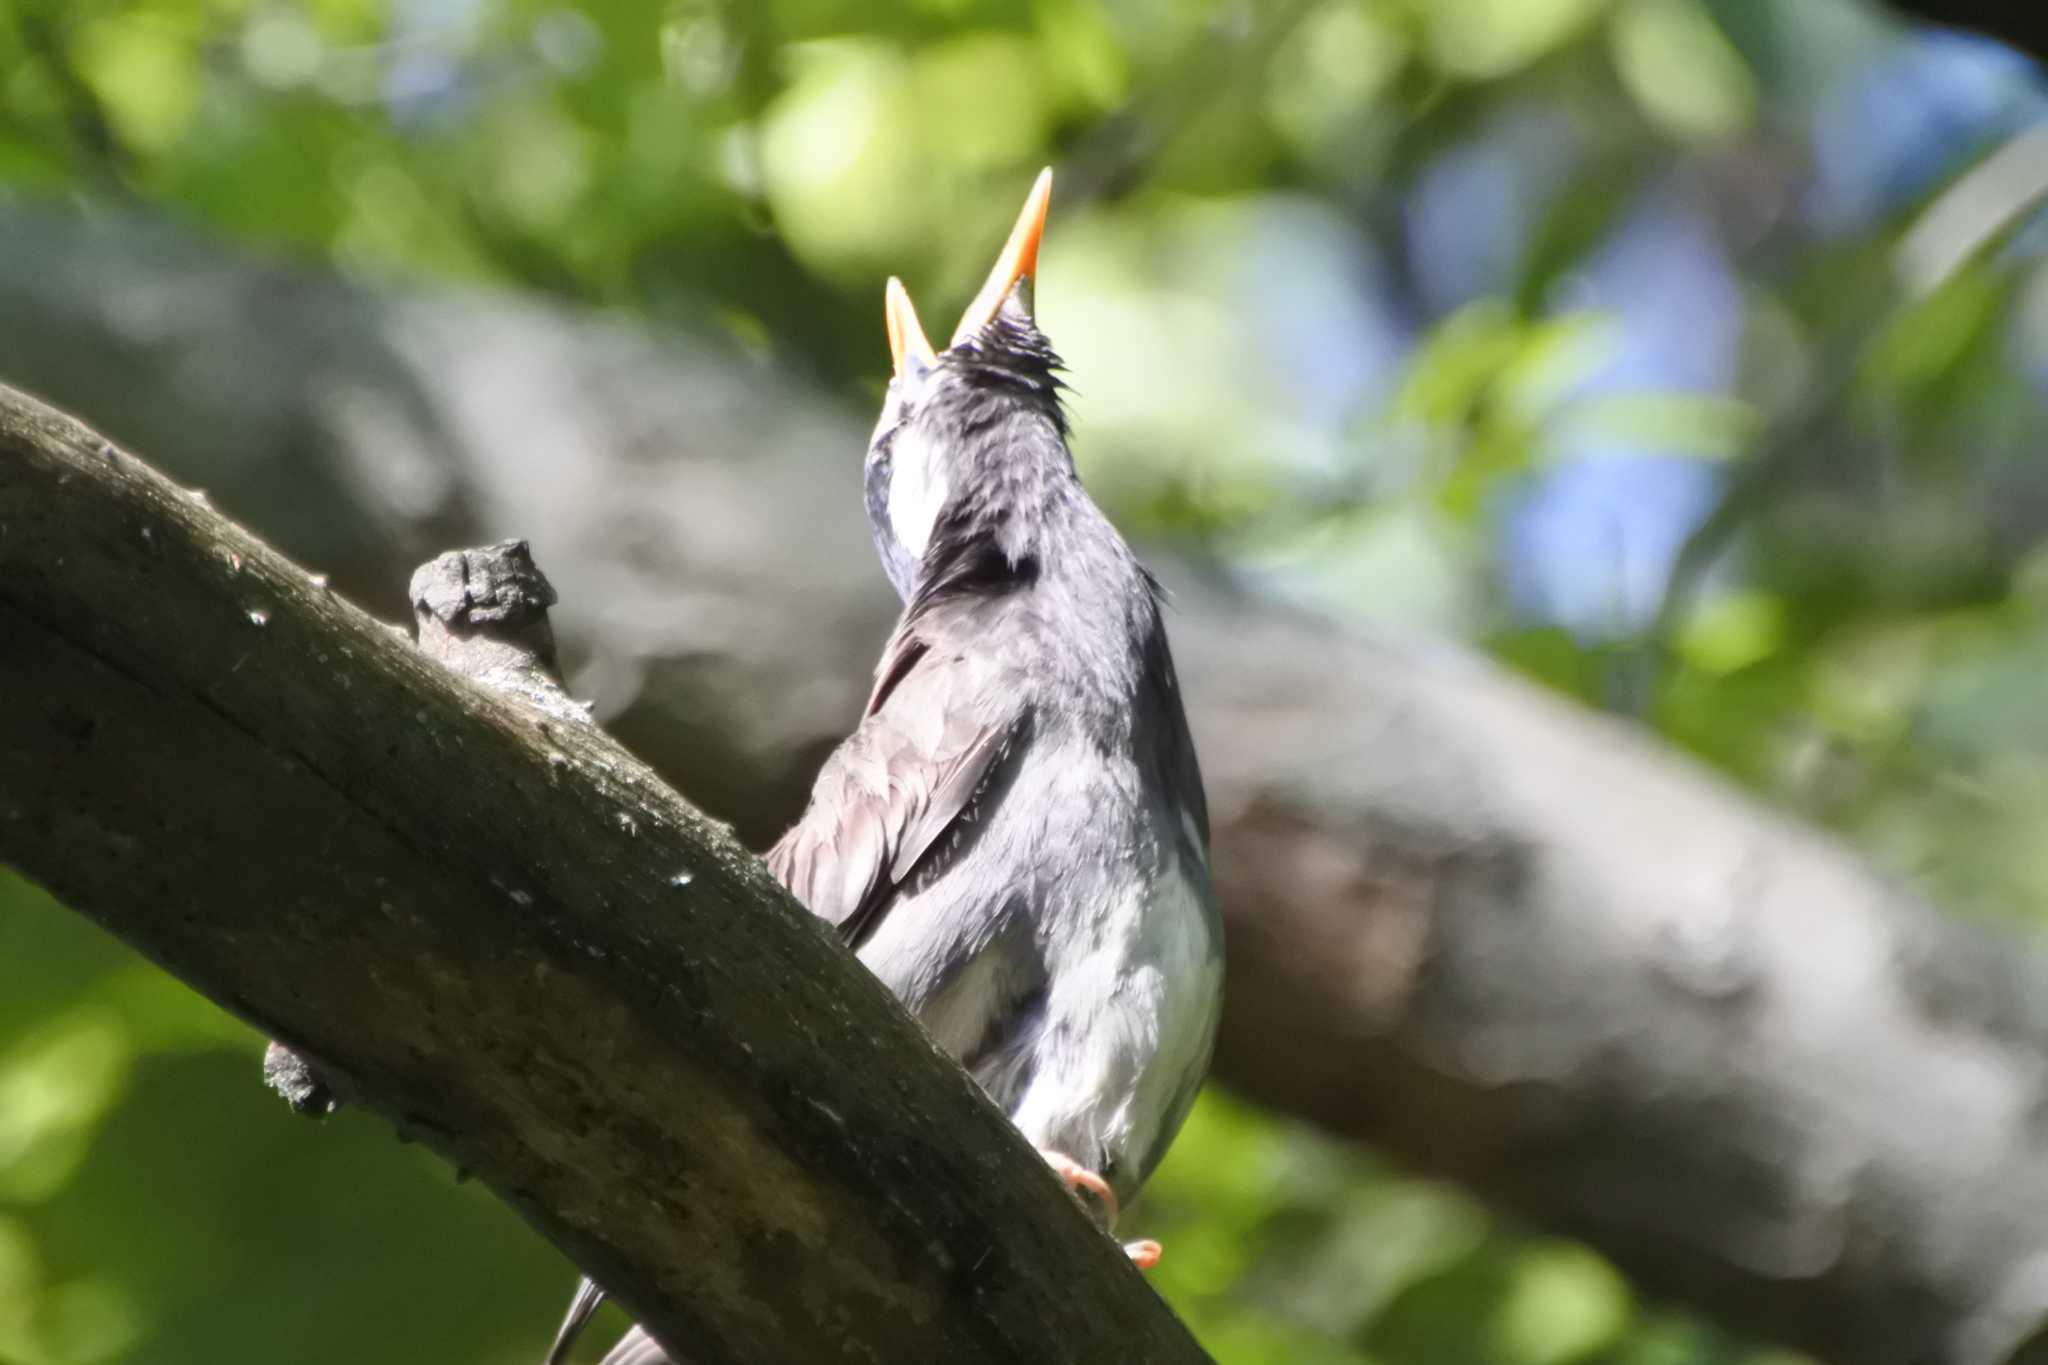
top-left (1041, 1150), bottom-right (1119, 1224)
top-left (1038, 1150), bottom-right (1159, 1268)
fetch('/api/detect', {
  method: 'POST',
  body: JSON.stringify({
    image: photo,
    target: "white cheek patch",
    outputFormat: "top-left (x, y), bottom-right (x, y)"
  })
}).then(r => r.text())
top-left (887, 427), bottom-right (949, 559)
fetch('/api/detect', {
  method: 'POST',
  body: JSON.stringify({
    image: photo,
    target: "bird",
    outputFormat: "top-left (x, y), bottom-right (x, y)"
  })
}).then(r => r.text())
top-left (543, 167), bottom-right (1222, 1365)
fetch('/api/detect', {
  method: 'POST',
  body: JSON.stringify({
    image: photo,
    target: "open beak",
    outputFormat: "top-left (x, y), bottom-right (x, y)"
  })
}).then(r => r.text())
top-left (950, 167), bottom-right (1052, 347)
top-left (886, 275), bottom-right (937, 380)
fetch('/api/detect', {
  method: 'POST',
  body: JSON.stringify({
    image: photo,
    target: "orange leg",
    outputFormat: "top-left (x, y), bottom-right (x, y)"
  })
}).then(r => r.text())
top-left (1040, 1152), bottom-right (1164, 1270)
top-left (1041, 1149), bottom-right (1120, 1222)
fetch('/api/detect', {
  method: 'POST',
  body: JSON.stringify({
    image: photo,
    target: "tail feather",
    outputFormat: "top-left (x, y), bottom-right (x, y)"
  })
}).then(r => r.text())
top-left (541, 1277), bottom-right (607, 1365)
top-left (596, 1327), bottom-right (670, 1365)
top-left (542, 1279), bottom-right (676, 1365)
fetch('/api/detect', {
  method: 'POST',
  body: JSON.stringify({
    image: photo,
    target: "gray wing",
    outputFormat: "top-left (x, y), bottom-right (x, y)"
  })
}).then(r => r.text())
top-left (767, 619), bottom-right (1021, 946)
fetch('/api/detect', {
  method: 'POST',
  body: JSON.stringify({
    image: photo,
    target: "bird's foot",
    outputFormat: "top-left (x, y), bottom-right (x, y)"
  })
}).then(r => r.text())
top-left (1040, 1150), bottom-right (1160, 1268)
top-left (1041, 1150), bottom-right (1119, 1225)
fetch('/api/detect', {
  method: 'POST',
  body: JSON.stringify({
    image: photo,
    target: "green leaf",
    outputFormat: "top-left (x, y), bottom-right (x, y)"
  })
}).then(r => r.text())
top-left (1420, 0), bottom-right (1608, 78)
top-left (1609, 0), bottom-right (1757, 142)
top-left (0, 1008), bottom-right (133, 1203)
top-left (1491, 1241), bottom-right (1632, 1365)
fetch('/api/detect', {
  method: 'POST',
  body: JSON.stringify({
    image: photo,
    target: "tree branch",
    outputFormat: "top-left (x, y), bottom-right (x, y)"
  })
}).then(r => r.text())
top-left (9, 207), bottom-right (2048, 1364)
top-left (1184, 612), bottom-right (2048, 1365)
top-left (0, 385), bottom-right (1209, 1365)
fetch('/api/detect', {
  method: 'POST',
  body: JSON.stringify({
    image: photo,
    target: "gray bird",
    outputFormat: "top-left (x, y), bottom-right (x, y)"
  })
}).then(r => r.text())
top-left (545, 168), bottom-right (1222, 1365)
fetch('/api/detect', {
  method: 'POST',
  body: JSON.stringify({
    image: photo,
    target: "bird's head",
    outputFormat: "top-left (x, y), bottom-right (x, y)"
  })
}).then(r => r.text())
top-left (864, 168), bottom-right (1072, 602)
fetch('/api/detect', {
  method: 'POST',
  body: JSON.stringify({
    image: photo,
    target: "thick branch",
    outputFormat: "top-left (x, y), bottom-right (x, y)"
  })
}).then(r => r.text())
top-left (1184, 614), bottom-right (2048, 1365)
top-left (0, 386), bottom-right (1208, 1365)
top-left (9, 208), bottom-right (2048, 1364)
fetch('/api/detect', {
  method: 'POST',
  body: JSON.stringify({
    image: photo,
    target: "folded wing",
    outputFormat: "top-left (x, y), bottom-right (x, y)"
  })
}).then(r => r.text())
top-left (768, 615), bottom-right (1023, 947)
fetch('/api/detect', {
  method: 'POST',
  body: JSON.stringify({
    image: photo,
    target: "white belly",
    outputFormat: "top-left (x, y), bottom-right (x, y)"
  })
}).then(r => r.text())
top-left (1004, 854), bottom-right (1223, 1202)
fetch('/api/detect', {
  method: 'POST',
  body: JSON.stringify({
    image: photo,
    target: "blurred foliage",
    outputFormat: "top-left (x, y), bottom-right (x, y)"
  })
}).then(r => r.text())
top-left (5, 0), bottom-right (2048, 1361)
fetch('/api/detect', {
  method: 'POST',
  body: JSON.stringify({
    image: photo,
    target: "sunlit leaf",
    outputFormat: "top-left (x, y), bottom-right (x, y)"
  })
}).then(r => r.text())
top-left (1609, 0), bottom-right (1757, 142)
top-left (1418, 0), bottom-right (1608, 78)
top-left (1491, 1241), bottom-right (1632, 1365)
top-left (73, 10), bottom-right (203, 154)
top-left (1677, 590), bottom-right (1786, 675)
top-left (1571, 392), bottom-right (1761, 460)
top-left (759, 39), bottom-right (926, 273)
top-left (0, 1009), bottom-right (133, 1203)
top-left (1266, 2), bottom-right (1408, 155)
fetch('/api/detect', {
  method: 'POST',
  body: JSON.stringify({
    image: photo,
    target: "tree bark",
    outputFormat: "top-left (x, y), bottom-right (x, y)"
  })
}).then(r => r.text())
top-left (0, 385), bottom-right (1210, 1365)
top-left (9, 207), bottom-right (2048, 1365)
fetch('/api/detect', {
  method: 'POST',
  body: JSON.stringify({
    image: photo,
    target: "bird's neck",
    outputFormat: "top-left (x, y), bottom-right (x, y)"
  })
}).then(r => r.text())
top-left (911, 458), bottom-right (1160, 680)
top-left (912, 446), bottom-right (1101, 599)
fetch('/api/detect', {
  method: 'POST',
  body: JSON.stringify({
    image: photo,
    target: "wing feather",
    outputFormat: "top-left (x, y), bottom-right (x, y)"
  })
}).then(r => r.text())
top-left (767, 616), bottom-right (1021, 945)
top-left (887, 719), bottom-right (1008, 884)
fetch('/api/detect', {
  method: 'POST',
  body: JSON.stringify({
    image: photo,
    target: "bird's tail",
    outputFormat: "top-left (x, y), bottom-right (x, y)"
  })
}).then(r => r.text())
top-left (541, 1278), bottom-right (676, 1365)
top-left (541, 1277), bottom-right (607, 1365)
top-left (592, 1328), bottom-right (671, 1365)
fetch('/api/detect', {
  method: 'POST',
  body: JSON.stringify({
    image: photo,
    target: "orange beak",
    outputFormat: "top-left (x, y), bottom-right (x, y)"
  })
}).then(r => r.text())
top-left (949, 167), bottom-right (1053, 347)
top-left (885, 275), bottom-right (937, 380)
